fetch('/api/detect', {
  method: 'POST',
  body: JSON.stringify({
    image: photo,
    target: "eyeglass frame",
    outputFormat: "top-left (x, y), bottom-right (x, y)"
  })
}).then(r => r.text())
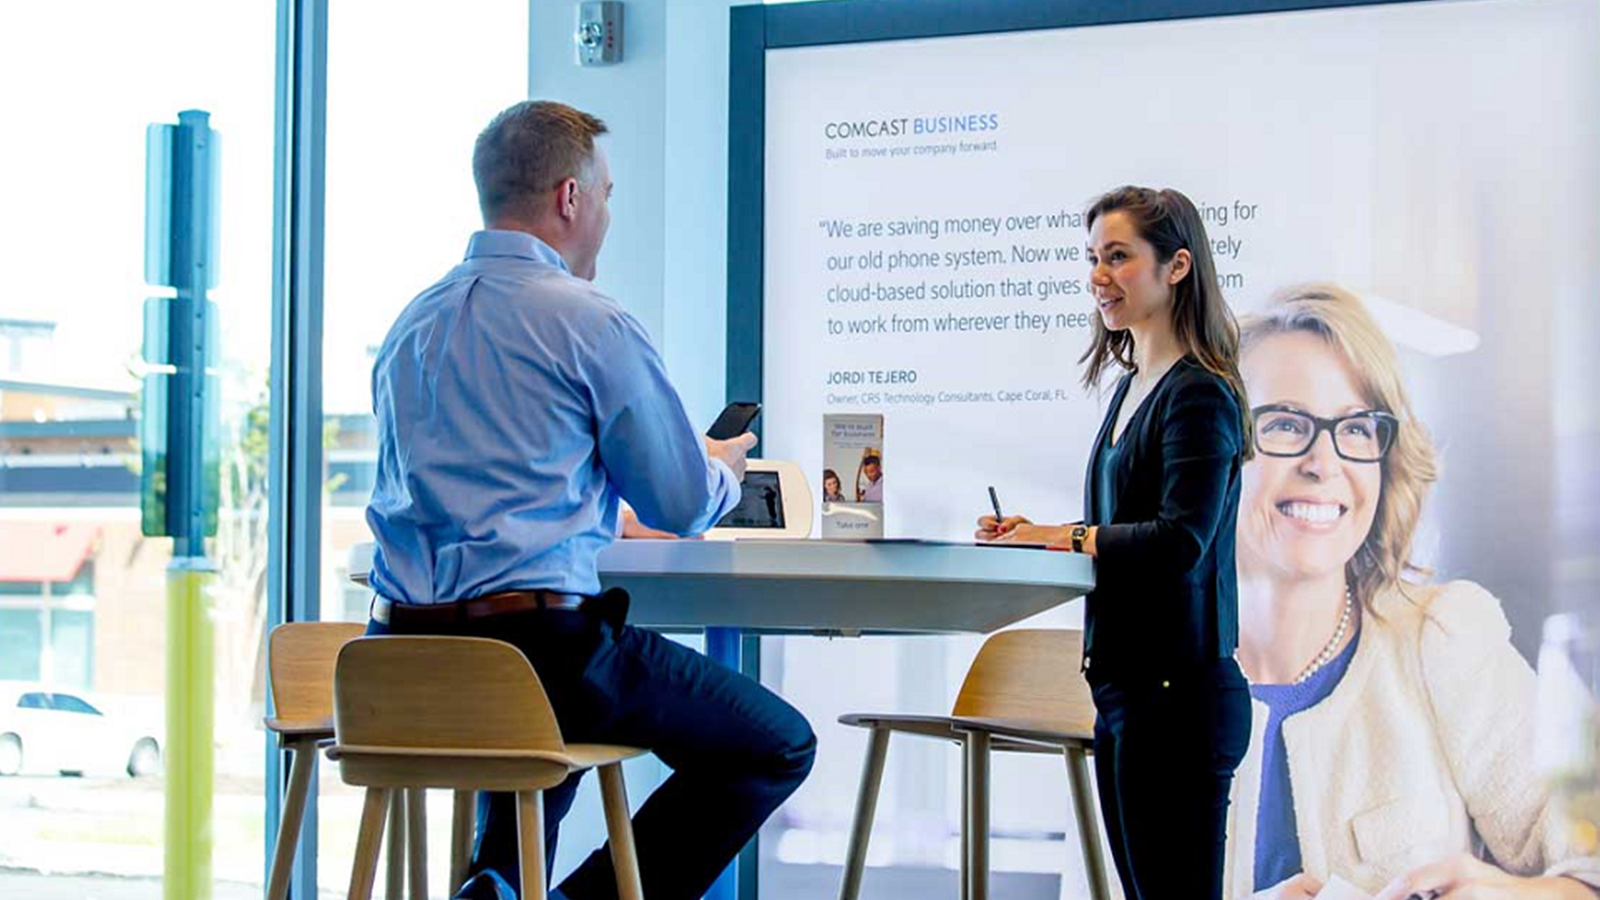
top-left (1250, 404), bottom-right (1399, 463)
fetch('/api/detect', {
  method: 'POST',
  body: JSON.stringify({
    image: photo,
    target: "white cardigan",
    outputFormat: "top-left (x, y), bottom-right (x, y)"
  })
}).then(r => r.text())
top-left (1223, 580), bottom-right (1600, 897)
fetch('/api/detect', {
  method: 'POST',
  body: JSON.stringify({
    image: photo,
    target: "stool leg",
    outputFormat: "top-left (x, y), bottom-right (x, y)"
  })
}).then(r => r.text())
top-left (406, 788), bottom-right (429, 900)
top-left (840, 727), bottom-right (891, 900)
top-left (449, 790), bottom-right (475, 894)
top-left (963, 731), bottom-right (991, 900)
top-left (960, 746), bottom-right (970, 900)
top-left (1065, 746), bottom-right (1110, 900)
top-left (386, 791), bottom-right (406, 900)
top-left (349, 787), bottom-right (392, 900)
top-left (267, 739), bottom-right (316, 900)
top-left (517, 790), bottom-right (549, 900)
top-left (598, 763), bottom-right (644, 900)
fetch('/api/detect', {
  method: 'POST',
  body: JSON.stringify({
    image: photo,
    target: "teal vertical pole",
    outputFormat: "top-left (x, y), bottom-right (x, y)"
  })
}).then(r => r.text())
top-left (146, 109), bottom-right (220, 900)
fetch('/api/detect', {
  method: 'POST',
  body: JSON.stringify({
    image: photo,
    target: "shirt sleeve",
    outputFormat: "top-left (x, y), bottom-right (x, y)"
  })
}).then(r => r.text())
top-left (579, 306), bottom-right (741, 536)
top-left (1094, 372), bottom-right (1242, 573)
top-left (1418, 581), bottom-right (1600, 886)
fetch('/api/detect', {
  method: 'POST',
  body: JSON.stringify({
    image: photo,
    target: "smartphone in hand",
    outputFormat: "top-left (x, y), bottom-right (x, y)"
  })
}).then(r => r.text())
top-left (707, 402), bottom-right (761, 440)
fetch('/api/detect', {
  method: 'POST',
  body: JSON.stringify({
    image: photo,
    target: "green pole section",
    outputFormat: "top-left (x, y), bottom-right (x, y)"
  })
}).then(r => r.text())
top-left (165, 560), bottom-right (216, 900)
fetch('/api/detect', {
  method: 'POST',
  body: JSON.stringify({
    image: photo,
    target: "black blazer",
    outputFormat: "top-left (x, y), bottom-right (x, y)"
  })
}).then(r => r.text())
top-left (1082, 356), bottom-right (1243, 681)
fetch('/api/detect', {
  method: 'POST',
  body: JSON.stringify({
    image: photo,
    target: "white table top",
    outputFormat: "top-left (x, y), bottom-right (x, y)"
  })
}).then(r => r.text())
top-left (347, 539), bottom-right (1094, 636)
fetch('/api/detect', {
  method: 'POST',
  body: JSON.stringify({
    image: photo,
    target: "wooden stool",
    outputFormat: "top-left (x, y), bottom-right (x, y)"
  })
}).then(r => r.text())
top-left (267, 623), bottom-right (409, 899)
top-left (329, 635), bottom-right (647, 900)
top-left (837, 629), bottom-right (1110, 900)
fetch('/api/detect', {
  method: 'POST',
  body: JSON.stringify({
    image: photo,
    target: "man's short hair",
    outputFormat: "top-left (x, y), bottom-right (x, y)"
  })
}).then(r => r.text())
top-left (473, 100), bottom-right (608, 223)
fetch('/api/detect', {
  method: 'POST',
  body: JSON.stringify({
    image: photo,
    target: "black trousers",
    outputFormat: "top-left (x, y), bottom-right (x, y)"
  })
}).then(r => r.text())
top-left (367, 590), bottom-right (817, 900)
top-left (1089, 657), bottom-right (1251, 900)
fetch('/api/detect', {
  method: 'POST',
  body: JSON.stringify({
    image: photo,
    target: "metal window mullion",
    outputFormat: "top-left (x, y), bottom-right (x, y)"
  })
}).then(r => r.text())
top-left (266, 0), bottom-right (328, 897)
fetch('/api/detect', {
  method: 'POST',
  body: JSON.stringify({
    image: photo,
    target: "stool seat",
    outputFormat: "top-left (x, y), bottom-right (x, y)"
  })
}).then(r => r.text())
top-left (836, 629), bottom-right (1110, 900)
top-left (263, 716), bottom-right (334, 737)
top-left (332, 635), bottom-right (646, 900)
top-left (265, 623), bottom-right (377, 900)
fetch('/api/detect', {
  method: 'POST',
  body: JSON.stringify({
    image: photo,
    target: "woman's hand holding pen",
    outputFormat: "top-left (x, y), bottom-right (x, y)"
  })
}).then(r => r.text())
top-left (975, 514), bottom-right (1097, 553)
top-left (979, 514), bottom-right (1082, 548)
top-left (976, 514), bottom-right (1032, 541)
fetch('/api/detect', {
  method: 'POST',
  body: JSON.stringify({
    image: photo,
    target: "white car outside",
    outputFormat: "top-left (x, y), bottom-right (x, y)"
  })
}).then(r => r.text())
top-left (0, 683), bottom-right (161, 778)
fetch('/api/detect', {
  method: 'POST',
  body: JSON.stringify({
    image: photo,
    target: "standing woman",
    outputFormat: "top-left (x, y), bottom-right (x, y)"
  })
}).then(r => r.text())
top-left (977, 186), bottom-right (1255, 899)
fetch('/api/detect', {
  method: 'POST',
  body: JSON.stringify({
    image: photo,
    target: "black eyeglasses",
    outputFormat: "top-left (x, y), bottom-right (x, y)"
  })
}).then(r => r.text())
top-left (1251, 404), bottom-right (1398, 463)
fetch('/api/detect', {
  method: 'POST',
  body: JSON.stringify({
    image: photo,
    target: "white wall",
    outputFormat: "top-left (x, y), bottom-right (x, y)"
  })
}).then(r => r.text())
top-left (530, 0), bottom-right (752, 428)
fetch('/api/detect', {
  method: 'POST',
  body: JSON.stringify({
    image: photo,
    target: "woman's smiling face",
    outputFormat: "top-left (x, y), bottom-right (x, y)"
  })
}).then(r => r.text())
top-left (1086, 210), bottom-right (1181, 334)
top-left (1238, 331), bottom-right (1384, 583)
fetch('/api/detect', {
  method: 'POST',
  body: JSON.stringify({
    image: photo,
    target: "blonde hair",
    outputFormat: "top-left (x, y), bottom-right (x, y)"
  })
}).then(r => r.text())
top-left (1239, 284), bottom-right (1438, 614)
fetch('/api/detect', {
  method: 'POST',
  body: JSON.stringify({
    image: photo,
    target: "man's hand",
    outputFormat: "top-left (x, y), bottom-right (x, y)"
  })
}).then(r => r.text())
top-left (1252, 873), bottom-right (1324, 900)
top-left (706, 432), bottom-right (758, 482)
top-left (620, 507), bottom-right (687, 540)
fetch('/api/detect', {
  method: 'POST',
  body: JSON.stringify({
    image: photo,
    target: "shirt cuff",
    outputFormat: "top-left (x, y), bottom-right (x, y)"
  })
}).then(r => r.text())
top-left (706, 455), bottom-right (742, 521)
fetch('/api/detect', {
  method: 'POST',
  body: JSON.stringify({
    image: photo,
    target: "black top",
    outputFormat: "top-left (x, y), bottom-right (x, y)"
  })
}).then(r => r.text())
top-left (1082, 356), bottom-right (1244, 682)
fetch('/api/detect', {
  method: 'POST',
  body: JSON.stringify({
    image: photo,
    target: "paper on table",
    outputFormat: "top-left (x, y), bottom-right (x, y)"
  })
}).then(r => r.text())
top-left (1314, 875), bottom-right (1373, 900)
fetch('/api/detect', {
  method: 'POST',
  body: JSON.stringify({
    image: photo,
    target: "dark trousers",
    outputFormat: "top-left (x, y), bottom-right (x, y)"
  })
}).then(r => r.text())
top-left (366, 590), bottom-right (817, 900)
top-left (1089, 657), bottom-right (1251, 900)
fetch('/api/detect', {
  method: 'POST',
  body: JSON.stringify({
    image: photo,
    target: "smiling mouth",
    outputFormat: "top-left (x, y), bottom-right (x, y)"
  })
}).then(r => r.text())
top-left (1276, 501), bottom-right (1347, 524)
top-left (1097, 296), bottom-right (1122, 311)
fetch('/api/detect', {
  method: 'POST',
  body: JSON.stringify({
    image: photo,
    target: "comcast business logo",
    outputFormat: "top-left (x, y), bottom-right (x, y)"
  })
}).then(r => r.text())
top-left (823, 113), bottom-right (1001, 140)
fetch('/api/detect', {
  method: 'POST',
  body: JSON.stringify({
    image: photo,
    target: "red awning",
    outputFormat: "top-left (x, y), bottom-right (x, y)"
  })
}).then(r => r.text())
top-left (0, 523), bottom-right (100, 583)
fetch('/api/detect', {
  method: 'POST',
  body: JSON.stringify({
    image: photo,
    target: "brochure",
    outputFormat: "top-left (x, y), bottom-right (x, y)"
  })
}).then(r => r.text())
top-left (820, 413), bottom-right (884, 539)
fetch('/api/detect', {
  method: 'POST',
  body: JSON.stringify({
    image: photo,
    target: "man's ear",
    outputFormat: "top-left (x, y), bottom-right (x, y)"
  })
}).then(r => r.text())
top-left (557, 177), bottom-right (580, 222)
top-left (1168, 248), bottom-right (1193, 285)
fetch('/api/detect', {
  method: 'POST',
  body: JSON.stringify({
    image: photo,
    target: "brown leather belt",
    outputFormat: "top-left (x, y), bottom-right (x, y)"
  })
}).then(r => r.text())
top-left (371, 589), bottom-right (590, 627)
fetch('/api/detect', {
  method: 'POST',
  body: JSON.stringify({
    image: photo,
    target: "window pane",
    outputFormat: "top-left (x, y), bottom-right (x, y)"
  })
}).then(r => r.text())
top-left (0, 1), bottom-right (273, 895)
top-left (48, 609), bottom-right (95, 689)
top-left (318, 3), bottom-right (527, 895)
top-left (0, 611), bottom-right (43, 681)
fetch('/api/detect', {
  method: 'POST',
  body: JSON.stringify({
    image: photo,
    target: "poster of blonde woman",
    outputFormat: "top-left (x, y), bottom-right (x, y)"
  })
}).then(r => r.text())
top-left (1225, 285), bottom-right (1600, 900)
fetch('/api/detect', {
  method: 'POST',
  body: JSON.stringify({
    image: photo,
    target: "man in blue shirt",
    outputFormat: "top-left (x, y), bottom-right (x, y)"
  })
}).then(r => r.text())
top-left (365, 100), bottom-right (816, 900)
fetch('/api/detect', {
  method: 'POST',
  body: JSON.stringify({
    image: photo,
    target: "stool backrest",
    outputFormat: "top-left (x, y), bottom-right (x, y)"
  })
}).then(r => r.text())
top-left (951, 629), bottom-right (1094, 736)
top-left (334, 636), bottom-right (565, 754)
top-left (268, 622), bottom-right (368, 728)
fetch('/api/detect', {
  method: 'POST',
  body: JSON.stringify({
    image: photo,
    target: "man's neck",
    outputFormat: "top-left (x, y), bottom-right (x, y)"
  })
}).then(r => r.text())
top-left (486, 217), bottom-right (572, 268)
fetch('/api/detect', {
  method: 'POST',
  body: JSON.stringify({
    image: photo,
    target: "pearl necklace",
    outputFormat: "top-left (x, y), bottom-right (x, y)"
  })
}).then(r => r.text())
top-left (1293, 588), bottom-right (1354, 686)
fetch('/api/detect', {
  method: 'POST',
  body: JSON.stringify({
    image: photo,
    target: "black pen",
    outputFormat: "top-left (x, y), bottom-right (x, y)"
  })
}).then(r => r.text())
top-left (988, 485), bottom-right (1004, 528)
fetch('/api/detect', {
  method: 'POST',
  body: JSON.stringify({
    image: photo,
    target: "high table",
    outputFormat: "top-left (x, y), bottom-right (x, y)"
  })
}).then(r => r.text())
top-left (346, 539), bottom-right (1095, 900)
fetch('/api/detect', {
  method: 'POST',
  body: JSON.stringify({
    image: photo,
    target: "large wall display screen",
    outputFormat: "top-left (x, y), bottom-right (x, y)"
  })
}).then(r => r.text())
top-left (742, 0), bottom-right (1600, 892)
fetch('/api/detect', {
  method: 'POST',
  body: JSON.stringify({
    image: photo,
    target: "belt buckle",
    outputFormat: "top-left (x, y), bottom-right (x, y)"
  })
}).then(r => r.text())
top-left (369, 594), bottom-right (389, 625)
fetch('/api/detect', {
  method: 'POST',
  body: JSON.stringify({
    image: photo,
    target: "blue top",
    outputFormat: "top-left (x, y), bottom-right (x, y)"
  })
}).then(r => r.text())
top-left (365, 230), bottom-right (741, 605)
top-left (1249, 626), bottom-right (1361, 890)
top-left (1094, 403), bottom-right (1124, 528)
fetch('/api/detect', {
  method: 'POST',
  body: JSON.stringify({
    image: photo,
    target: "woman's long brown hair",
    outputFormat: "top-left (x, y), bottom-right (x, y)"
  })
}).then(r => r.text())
top-left (1079, 185), bottom-right (1253, 458)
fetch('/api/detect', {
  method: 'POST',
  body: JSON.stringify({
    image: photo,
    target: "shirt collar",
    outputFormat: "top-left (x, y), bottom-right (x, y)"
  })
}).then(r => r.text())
top-left (465, 230), bottom-right (570, 273)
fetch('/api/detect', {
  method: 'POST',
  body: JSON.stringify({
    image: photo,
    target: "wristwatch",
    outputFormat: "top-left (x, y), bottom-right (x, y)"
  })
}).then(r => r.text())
top-left (1070, 524), bottom-right (1089, 554)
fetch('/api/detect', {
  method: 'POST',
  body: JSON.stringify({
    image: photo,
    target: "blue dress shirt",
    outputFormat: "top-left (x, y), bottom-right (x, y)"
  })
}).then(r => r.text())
top-left (366, 230), bottom-right (740, 605)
